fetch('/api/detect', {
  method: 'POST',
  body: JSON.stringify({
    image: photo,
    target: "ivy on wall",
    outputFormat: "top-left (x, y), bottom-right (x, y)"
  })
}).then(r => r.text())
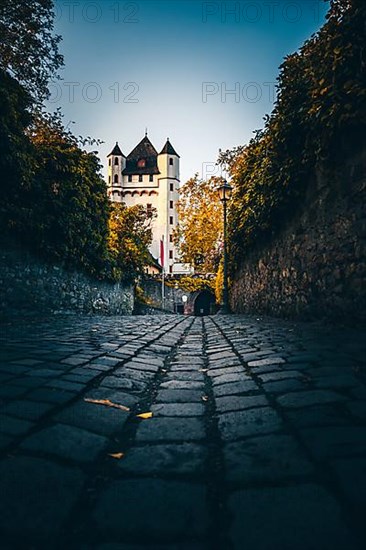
top-left (221, 0), bottom-right (366, 273)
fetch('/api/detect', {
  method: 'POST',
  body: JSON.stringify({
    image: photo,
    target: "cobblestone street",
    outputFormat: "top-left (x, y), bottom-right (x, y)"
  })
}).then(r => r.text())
top-left (0, 314), bottom-right (365, 549)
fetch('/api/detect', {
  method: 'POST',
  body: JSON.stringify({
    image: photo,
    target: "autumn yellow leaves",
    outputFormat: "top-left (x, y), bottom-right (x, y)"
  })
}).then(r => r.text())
top-left (83, 397), bottom-right (154, 460)
top-left (84, 398), bottom-right (130, 412)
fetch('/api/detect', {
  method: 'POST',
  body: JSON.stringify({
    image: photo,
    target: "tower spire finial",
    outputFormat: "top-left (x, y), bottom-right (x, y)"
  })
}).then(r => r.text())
top-left (145, 127), bottom-right (148, 137)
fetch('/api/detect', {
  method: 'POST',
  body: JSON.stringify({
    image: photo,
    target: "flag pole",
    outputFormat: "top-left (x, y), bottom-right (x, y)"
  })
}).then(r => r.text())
top-left (161, 235), bottom-right (165, 311)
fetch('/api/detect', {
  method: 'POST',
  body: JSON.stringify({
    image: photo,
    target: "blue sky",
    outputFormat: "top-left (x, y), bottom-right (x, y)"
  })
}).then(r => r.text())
top-left (50, 0), bottom-right (329, 183)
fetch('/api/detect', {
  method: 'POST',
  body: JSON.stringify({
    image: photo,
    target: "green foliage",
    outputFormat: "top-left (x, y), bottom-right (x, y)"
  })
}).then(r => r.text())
top-left (135, 285), bottom-right (156, 306)
top-left (0, 0), bottom-right (63, 103)
top-left (108, 203), bottom-right (155, 281)
top-left (0, 97), bottom-right (154, 281)
top-left (29, 110), bottom-right (111, 277)
top-left (0, 105), bottom-right (111, 277)
top-left (0, 70), bottom-right (35, 231)
top-left (165, 276), bottom-right (215, 293)
top-left (0, 4), bottom-right (154, 283)
top-left (223, 0), bottom-right (366, 272)
top-left (175, 174), bottom-right (224, 273)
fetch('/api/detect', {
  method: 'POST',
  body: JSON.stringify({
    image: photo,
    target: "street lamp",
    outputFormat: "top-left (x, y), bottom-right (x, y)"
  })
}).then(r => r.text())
top-left (218, 180), bottom-right (233, 314)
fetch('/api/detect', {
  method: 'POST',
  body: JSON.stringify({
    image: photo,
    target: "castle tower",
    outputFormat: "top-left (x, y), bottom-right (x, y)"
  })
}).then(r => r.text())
top-left (107, 134), bottom-right (181, 274)
top-left (107, 142), bottom-right (125, 202)
top-left (158, 139), bottom-right (180, 273)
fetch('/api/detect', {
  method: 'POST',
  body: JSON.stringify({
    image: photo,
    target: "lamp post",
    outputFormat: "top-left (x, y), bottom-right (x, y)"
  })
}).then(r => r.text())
top-left (218, 180), bottom-right (233, 314)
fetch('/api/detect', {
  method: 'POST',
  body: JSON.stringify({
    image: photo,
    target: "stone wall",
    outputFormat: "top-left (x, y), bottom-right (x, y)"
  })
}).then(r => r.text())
top-left (230, 146), bottom-right (366, 324)
top-left (0, 246), bottom-right (134, 317)
top-left (139, 279), bottom-right (187, 313)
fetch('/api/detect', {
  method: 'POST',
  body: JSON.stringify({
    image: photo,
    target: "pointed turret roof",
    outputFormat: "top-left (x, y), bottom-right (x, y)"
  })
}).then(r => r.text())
top-left (108, 142), bottom-right (125, 157)
top-left (127, 135), bottom-right (159, 160)
top-left (122, 135), bottom-right (160, 176)
top-left (160, 138), bottom-right (180, 158)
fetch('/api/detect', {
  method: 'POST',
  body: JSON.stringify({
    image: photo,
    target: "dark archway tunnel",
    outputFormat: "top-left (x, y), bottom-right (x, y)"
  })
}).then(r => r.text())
top-left (193, 290), bottom-right (216, 316)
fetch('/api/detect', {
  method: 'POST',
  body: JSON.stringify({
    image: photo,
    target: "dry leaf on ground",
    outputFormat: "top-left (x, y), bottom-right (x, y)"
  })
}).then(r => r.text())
top-left (84, 398), bottom-right (130, 412)
top-left (137, 412), bottom-right (153, 419)
top-left (108, 452), bottom-right (125, 459)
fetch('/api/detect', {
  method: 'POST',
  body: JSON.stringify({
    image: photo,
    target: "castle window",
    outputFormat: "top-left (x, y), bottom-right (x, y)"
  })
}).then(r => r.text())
top-left (170, 183), bottom-right (174, 191)
top-left (114, 174), bottom-right (118, 183)
top-left (109, 159), bottom-right (111, 166)
top-left (128, 175), bottom-right (132, 182)
top-left (169, 250), bottom-right (173, 259)
top-left (149, 174), bottom-right (154, 182)
top-left (139, 174), bottom-right (143, 182)
top-left (169, 158), bottom-right (174, 166)
top-left (169, 216), bottom-right (174, 225)
top-left (146, 203), bottom-right (153, 218)
top-left (169, 266), bottom-right (173, 273)
top-left (169, 234), bottom-right (173, 243)
top-left (108, 176), bottom-right (111, 184)
top-left (137, 159), bottom-right (146, 168)
top-left (170, 200), bottom-right (173, 209)
top-left (114, 157), bottom-right (119, 165)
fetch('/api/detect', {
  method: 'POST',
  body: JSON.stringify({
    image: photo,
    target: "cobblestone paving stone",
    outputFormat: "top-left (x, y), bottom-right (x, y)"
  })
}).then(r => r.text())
top-left (0, 314), bottom-right (365, 549)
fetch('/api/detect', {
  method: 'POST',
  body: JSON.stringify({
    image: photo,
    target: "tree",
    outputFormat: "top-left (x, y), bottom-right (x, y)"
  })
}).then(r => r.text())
top-left (7, 109), bottom-right (111, 278)
top-left (174, 175), bottom-right (224, 273)
top-left (108, 203), bottom-right (155, 281)
top-left (0, 0), bottom-right (63, 103)
top-left (1, 101), bottom-right (154, 281)
top-left (0, 69), bottom-right (34, 235)
top-left (224, 0), bottom-right (366, 272)
top-left (1, 2), bottom-right (154, 284)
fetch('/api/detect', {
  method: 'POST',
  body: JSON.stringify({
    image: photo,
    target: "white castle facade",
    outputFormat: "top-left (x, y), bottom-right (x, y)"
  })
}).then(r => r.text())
top-left (107, 134), bottom-right (182, 274)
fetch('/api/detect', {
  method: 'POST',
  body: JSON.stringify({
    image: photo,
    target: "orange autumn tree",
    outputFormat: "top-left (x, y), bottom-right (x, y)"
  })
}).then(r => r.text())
top-left (174, 175), bottom-right (224, 274)
top-left (108, 203), bottom-right (155, 281)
